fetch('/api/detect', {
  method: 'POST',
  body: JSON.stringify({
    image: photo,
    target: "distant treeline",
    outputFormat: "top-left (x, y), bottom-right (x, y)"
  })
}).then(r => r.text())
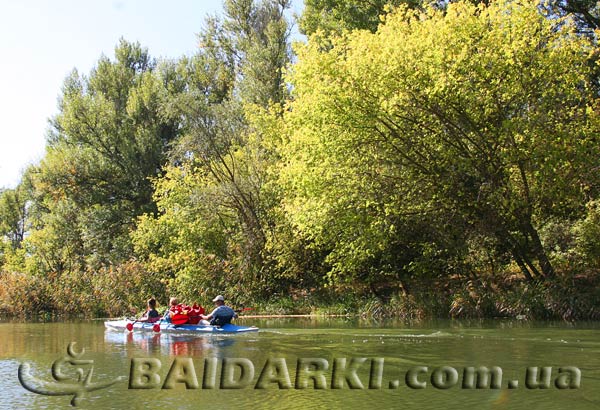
top-left (1, 0), bottom-right (599, 319)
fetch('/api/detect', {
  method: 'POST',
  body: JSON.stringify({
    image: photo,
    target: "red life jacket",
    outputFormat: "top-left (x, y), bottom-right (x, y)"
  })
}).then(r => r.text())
top-left (169, 303), bottom-right (205, 325)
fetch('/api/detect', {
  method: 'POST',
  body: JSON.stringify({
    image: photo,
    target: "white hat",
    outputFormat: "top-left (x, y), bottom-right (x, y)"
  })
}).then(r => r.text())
top-left (212, 295), bottom-right (225, 302)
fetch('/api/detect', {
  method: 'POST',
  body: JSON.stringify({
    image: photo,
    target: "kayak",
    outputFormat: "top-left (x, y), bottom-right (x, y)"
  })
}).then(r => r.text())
top-left (104, 319), bottom-right (259, 334)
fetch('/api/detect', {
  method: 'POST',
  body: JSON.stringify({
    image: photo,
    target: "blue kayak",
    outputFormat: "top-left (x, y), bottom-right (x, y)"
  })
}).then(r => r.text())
top-left (104, 319), bottom-right (258, 334)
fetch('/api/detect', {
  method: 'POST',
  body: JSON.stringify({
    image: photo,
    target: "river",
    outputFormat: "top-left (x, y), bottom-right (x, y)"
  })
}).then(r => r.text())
top-left (1, 317), bottom-right (599, 409)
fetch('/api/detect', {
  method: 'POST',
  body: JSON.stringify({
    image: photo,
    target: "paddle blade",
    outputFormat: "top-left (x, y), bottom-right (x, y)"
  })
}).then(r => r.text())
top-left (153, 323), bottom-right (161, 332)
top-left (126, 322), bottom-right (134, 331)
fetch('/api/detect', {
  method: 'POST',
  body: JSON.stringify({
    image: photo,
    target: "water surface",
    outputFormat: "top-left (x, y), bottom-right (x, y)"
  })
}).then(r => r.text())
top-left (1, 317), bottom-right (598, 409)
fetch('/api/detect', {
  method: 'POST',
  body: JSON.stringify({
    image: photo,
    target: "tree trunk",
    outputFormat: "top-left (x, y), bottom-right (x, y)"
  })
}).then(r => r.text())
top-left (524, 220), bottom-right (555, 279)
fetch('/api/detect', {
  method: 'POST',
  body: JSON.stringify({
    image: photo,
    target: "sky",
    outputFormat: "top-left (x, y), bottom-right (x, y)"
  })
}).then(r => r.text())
top-left (0, 0), bottom-right (302, 190)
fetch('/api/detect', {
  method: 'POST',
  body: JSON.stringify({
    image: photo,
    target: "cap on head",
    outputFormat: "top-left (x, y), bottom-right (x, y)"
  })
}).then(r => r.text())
top-left (212, 295), bottom-right (225, 302)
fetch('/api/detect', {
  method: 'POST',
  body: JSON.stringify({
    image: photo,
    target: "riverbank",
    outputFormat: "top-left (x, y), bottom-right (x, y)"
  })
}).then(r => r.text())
top-left (242, 271), bottom-right (600, 321)
top-left (1, 269), bottom-right (598, 321)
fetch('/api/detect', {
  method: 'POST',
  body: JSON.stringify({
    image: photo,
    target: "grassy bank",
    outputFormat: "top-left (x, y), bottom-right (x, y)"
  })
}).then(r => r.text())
top-left (243, 274), bottom-right (600, 321)
top-left (1, 268), bottom-right (598, 321)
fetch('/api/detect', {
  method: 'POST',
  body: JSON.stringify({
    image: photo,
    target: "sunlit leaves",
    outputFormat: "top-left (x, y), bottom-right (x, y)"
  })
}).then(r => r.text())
top-left (282, 0), bottom-right (600, 284)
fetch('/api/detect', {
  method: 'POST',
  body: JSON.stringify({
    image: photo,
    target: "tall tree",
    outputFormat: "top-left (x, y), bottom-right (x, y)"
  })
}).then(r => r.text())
top-left (29, 39), bottom-right (183, 272)
top-left (134, 0), bottom-right (293, 298)
top-left (176, 0), bottom-right (292, 268)
top-left (283, 0), bottom-right (600, 286)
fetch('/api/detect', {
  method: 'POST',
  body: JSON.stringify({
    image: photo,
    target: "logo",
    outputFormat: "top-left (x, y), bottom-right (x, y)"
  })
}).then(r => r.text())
top-left (18, 342), bottom-right (125, 406)
top-left (18, 345), bottom-right (582, 406)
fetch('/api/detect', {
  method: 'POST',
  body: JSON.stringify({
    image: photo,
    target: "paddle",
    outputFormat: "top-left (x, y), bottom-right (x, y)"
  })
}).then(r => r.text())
top-left (233, 307), bottom-right (253, 317)
top-left (152, 316), bottom-right (165, 333)
top-left (126, 315), bottom-right (143, 332)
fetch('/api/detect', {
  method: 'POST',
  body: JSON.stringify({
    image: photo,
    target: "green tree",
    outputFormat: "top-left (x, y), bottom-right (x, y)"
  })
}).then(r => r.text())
top-left (133, 0), bottom-right (293, 298)
top-left (299, 0), bottom-right (421, 36)
top-left (195, 0), bottom-right (292, 106)
top-left (30, 39), bottom-right (183, 272)
top-left (0, 180), bottom-right (30, 272)
top-left (283, 0), bottom-right (600, 288)
top-left (0, 183), bottom-right (28, 250)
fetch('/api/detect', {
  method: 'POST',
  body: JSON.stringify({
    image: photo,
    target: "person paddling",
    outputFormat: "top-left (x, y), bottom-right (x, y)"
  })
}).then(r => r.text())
top-left (200, 295), bottom-right (237, 326)
top-left (162, 297), bottom-right (179, 323)
top-left (139, 298), bottom-right (161, 323)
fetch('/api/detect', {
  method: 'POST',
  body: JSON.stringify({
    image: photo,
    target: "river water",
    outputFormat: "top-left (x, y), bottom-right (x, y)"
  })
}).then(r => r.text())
top-left (0, 317), bottom-right (598, 409)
